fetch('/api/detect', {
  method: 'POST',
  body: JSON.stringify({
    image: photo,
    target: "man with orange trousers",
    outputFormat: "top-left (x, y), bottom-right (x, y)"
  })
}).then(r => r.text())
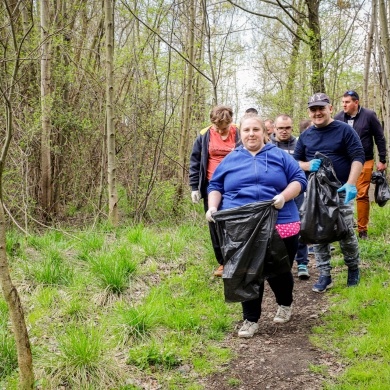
top-left (334, 90), bottom-right (387, 240)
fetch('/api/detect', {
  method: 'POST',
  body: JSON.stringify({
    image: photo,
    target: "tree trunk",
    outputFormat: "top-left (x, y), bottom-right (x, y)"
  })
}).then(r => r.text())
top-left (178, 0), bottom-right (196, 187)
top-left (285, 0), bottom-right (305, 115)
top-left (363, 0), bottom-right (376, 106)
top-left (0, 7), bottom-right (34, 379)
top-left (40, 0), bottom-right (53, 221)
top-left (105, 0), bottom-right (118, 225)
top-left (377, 0), bottom-right (390, 144)
top-left (305, 0), bottom-right (325, 92)
top-left (0, 207), bottom-right (34, 390)
top-left (202, 0), bottom-right (218, 104)
top-left (378, 0), bottom-right (390, 84)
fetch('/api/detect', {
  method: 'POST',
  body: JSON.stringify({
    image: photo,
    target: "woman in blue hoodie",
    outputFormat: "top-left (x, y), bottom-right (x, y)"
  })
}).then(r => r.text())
top-left (207, 114), bottom-right (307, 338)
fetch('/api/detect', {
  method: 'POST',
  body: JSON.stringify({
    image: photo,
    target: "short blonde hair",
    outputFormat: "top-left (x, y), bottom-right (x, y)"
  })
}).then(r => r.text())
top-left (240, 114), bottom-right (269, 143)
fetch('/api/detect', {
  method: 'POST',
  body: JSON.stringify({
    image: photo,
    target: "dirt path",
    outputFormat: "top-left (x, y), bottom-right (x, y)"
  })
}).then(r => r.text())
top-left (200, 259), bottom-right (341, 390)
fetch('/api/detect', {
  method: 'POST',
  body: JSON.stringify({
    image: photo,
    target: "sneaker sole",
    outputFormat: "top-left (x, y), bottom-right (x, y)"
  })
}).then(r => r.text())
top-left (238, 332), bottom-right (257, 338)
top-left (273, 317), bottom-right (291, 324)
top-left (298, 273), bottom-right (310, 280)
top-left (312, 282), bottom-right (333, 293)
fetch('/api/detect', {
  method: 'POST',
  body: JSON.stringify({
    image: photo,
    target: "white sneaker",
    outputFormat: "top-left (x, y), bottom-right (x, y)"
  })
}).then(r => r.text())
top-left (238, 319), bottom-right (259, 338)
top-left (273, 305), bottom-right (292, 323)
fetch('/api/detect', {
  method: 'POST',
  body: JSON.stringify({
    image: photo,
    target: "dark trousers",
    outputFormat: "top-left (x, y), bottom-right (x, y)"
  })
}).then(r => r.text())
top-left (294, 193), bottom-right (308, 266)
top-left (241, 234), bottom-right (298, 322)
top-left (203, 196), bottom-right (224, 265)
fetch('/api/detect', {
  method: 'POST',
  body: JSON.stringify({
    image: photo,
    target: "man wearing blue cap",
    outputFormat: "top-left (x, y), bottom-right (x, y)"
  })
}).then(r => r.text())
top-left (294, 93), bottom-right (365, 292)
top-left (334, 91), bottom-right (387, 240)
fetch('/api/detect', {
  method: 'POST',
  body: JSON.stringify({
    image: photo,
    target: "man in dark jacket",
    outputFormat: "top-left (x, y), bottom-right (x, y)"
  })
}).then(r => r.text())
top-left (334, 90), bottom-right (387, 239)
top-left (295, 93), bottom-right (365, 293)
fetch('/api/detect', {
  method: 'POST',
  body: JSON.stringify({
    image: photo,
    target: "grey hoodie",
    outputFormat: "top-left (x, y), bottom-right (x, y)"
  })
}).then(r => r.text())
top-left (270, 133), bottom-right (297, 155)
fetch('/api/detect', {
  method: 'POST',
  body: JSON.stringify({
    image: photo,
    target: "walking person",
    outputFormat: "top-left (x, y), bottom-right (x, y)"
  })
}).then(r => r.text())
top-left (189, 105), bottom-right (239, 277)
top-left (294, 93), bottom-right (365, 293)
top-left (207, 114), bottom-right (307, 337)
top-left (334, 90), bottom-right (387, 239)
top-left (271, 114), bottom-right (310, 279)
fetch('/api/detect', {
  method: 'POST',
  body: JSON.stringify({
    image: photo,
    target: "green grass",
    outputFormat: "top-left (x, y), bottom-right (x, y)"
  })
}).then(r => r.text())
top-left (40, 323), bottom-right (122, 388)
top-left (89, 246), bottom-right (138, 293)
top-left (0, 299), bottom-right (18, 380)
top-left (3, 205), bottom-right (390, 389)
top-left (311, 204), bottom-right (390, 389)
top-left (0, 328), bottom-right (18, 379)
top-left (0, 217), bottom-right (239, 389)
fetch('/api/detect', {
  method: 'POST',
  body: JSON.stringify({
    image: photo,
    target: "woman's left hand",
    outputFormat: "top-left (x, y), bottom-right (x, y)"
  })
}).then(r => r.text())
top-left (206, 207), bottom-right (217, 222)
top-left (272, 194), bottom-right (285, 209)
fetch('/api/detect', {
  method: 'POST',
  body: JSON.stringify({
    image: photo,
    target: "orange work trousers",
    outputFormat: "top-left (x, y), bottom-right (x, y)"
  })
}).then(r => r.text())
top-left (356, 159), bottom-right (374, 233)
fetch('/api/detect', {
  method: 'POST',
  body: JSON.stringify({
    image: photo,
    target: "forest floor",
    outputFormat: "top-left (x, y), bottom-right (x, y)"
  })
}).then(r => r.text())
top-left (199, 256), bottom-right (343, 390)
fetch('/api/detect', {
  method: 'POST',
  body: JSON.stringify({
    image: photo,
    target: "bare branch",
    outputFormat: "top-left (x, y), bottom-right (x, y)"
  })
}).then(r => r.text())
top-left (226, 0), bottom-right (310, 44)
top-left (120, 0), bottom-right (213, 83)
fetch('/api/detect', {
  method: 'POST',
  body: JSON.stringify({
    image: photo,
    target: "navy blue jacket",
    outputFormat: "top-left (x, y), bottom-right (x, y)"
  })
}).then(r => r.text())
top-left (294, 120), bottom-right (365, 184)
top-left (334, 106), bottom-right (387, 163)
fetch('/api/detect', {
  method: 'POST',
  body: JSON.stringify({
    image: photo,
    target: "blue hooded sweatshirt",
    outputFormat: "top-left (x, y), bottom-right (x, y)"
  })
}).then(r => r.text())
top-left (208, 143), bottom-right (307, 224)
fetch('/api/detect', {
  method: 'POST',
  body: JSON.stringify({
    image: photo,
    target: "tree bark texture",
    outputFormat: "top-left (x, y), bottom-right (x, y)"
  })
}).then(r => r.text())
top-left (0, 4), bottom-right (34, 381)
top-left (305, 0), bottom-right (325, 93)
top-left (40, 0), bottom-right (53, 221)
top-left (105, 0), bottom-right (118, 225)
top-left (363, 0), bottom-right (376, 107)
top-left (0, 204), bottom-right (34, 389)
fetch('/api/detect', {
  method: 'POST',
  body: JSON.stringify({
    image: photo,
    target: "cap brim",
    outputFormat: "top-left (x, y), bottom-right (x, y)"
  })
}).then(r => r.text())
top-left (307, 101), bottom-right (329, 108)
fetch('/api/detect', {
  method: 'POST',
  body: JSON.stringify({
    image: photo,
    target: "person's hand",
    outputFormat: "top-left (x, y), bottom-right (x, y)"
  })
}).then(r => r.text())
top-left (272, 194), bottom-right (285, 209)
top-left (309, 159), bottom-right (322, 172)
top-left (191, 190), bottom-right (200, 204)
top-left (377, 161), bottom-right (387, 172)
top-left (206, 207), bottom-right (217, 222)
top-left (337, 183), bottom-right (357, 204)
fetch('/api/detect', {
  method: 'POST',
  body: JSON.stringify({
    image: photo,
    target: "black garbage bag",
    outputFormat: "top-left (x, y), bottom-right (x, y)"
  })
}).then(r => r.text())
top-left (299, 152), bottom-right (348, 244)
top-left (213, 201), bottom-right (290, 303)
top-left (371, 171), bottom-right (390, 207)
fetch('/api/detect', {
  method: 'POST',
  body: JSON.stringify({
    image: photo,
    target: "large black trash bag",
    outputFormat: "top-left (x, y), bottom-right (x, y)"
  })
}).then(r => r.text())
top-left (299, 152), bottom-right (348, 244)
top-left (213, 201), bottom-right (290, 303)
top-left (371, 171), bottom-right (390, 207)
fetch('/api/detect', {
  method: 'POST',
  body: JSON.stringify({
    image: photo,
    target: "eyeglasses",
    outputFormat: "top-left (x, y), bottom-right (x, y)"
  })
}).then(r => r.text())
top-left (346, 90), bottom-right (359, 99)
top-left (276, 126), bottom-right (292, 131)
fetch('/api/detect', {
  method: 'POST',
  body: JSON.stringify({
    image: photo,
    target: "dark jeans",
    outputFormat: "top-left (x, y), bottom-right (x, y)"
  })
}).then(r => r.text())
top-left (203, 196), bottom-right (224, 265)
top-left (294, 193), bottom-right (308, 266)
top-left (241, 234), bottom-right (298, 322)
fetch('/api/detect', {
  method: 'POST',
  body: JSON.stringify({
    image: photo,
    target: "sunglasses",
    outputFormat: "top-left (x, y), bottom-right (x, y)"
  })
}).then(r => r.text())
top-left (346, 90), bottom-right (359, 99)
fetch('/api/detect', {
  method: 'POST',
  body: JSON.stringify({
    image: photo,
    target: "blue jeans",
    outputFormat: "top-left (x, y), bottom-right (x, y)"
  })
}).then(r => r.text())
top-left (294, 193), bottom-right (308, 266)
top-left (313, 195), bottom-right (360, 276)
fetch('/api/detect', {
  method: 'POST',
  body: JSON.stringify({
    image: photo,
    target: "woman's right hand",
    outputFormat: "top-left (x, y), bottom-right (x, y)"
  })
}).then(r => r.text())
top-left (206, 207), bottom-right (217, 222)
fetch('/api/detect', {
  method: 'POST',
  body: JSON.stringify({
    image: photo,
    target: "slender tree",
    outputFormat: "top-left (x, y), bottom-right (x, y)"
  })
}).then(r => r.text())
top-left (105, 0), bottom-right (118, 225)
top-left (40, 0), bottom-right (53, 221)
top-left (363, 0), bottom-right (377, 106)
top-left (0, 1), bottom-right (34, 388)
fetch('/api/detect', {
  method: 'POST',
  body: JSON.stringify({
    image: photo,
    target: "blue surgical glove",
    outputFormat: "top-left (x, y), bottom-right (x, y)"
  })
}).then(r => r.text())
top-left (309, 159), bottom-right (322, 172)
top-left (337, 183), bottom-right (357, 204)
